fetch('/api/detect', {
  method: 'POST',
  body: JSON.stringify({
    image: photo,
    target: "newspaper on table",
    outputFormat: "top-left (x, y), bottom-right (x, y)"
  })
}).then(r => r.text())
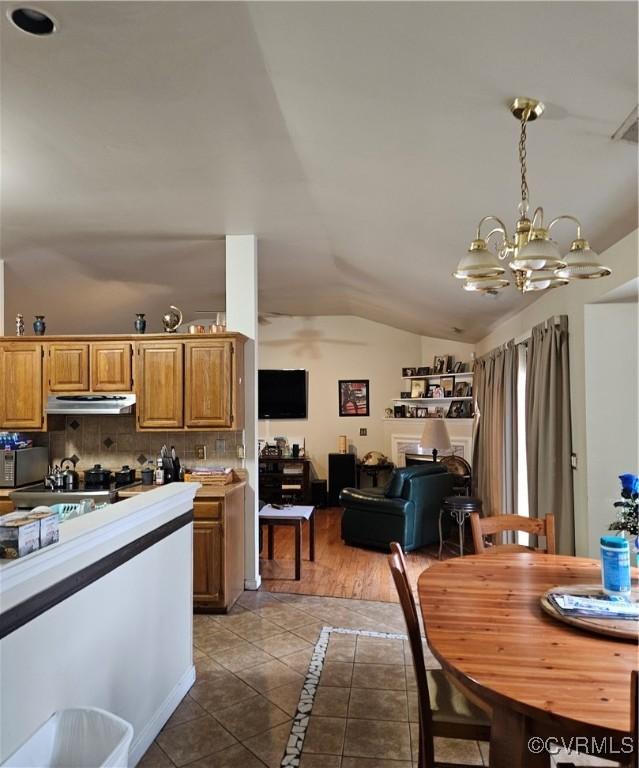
top-left (549, 591), bottom-right (639, 620)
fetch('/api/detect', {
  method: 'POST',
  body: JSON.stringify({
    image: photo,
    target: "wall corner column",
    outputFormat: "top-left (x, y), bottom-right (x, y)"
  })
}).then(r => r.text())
top-left (225, 235), bottom-right (260, 590)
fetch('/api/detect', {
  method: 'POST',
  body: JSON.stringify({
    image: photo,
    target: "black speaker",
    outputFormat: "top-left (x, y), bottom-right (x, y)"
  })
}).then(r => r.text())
top-left (328, 453), bottom-right (357, 505)
top-left (311, 478), bottom-right (327, 507)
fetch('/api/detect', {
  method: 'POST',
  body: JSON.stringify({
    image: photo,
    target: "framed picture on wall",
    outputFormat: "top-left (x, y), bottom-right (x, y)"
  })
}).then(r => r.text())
top-left (338, 379), bottom-right (370, 417)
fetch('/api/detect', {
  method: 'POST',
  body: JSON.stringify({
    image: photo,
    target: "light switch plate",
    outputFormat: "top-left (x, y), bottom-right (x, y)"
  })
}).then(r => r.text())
top-left (360, 428), bottom-right (367, 436)
top-left (195, 444), bottom-right (207, 460)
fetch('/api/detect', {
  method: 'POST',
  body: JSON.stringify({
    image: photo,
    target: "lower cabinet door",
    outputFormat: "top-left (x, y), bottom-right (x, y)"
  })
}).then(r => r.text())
top-left (193, 521), bottom-right (223, 605)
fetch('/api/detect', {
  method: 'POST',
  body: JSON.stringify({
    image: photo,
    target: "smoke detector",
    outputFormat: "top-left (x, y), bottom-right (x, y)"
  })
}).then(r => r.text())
top-left (612, 106), bottom-right (638, 144)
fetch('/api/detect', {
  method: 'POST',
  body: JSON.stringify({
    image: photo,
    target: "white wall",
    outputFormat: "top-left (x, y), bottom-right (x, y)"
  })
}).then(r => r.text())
top-left (225, 235), bottom-right (260, 590)
top-left (475, 229), bottom-right (639, 556)
top-left (585, 302), bottom-right (638, 556)
top-left (258, 315), bottom-right (474, 478)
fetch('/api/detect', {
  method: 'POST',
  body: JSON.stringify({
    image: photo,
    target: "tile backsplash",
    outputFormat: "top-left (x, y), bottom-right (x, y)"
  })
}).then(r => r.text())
top-left (38, 415), bottom-right (244, 474)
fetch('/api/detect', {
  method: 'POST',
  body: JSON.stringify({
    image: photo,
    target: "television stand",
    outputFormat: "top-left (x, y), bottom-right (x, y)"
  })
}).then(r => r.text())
top-left (258, 457), bottom-right (312, 505)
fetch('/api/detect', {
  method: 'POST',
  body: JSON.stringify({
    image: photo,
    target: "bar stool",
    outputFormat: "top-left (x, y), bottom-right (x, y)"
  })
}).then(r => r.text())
top-left (438, 496), bottom-right (483, 558)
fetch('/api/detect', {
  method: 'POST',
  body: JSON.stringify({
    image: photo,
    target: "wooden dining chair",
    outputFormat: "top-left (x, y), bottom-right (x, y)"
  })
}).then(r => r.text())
top-left (470, 512), bottom-right (556, 555)
top-left (556, 669), bottom-right (637, 768)
top-left (388, 542), bottom-right (491, 768)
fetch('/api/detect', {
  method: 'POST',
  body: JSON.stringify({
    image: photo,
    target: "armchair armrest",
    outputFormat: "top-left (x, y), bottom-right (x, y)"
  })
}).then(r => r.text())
top-left (340, 487), bottom-right (414, 518)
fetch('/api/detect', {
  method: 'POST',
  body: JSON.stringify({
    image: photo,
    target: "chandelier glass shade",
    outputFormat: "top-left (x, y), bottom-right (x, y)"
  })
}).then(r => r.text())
top-left (454, 98), bottom-right (612, 295)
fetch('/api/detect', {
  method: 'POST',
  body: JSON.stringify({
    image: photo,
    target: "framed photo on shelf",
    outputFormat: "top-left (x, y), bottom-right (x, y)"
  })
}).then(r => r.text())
top-left (416, 407), bottom-right (427, 418)
top-left (417, 366), bottom-right (430, 376)
top-left (432, 356), bottom-right (447, 374)
top-left (454, 381), bottom-right (470, 398)
top-left (394, 404), bottom-right (406, 418)
top-left (435, 407), bottom-right (446, 418)
top-left (338, 379), bottom-right (370, 417)
top-left (410, 380), bottom-right (425, 398)
top-left (400, 391), bottom-right (411, 399)
top-left (407, 406), bottom-right (418, 418)
top-left (447, 400), bottom-right (473, 418)
top-left (402, 367), bottom-right (417, 377)
top-left (431, 385), bottom-right (444, 399)
top-left (440, 376), bottom-right (455, 397)
top-left (453, 361), bottom-right (465, 373)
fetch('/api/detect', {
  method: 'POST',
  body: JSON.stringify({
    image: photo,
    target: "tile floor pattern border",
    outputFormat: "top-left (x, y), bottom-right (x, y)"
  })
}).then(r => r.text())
top-left (282, 626), bottom-right (408, 768)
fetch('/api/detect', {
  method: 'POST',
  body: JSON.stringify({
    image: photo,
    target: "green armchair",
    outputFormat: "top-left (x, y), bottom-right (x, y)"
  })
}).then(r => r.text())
top-left (339, 463), bottom-right (453, 551)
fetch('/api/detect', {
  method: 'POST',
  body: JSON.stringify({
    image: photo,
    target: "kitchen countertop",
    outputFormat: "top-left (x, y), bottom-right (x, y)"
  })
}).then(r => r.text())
top-left (117, 480), bottom-right (246, 499)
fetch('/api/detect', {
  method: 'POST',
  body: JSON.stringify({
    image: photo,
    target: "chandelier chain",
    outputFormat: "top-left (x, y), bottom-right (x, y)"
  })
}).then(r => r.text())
top-left (519, 114), bottom-right (529, 205)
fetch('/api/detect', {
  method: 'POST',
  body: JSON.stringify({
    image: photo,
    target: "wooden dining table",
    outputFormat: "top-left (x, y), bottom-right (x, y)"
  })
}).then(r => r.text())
top-left (418, 553), bottom-right (638, 768)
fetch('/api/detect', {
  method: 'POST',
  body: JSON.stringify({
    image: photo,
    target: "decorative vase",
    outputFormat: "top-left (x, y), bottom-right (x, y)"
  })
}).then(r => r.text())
top-left (15, 314), bottom-right (24, 336)
top-left (33, 315), bottom-right (46, 336)
top-left (134, 313), bottom-right (147, 334)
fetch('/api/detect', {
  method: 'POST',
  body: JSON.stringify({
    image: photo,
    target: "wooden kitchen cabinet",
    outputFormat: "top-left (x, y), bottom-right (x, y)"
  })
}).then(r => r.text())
top-left (193, 484), bottom-right (245, 612)
top-left (91, 342), bottom-right (132, 392)
top-left (0, 343), bottom-right (45, 430)
top-left (0, 500), bottom-right (15, 515)
top-left (135, 341), bottom-right (183, 429)
top-left (193, 520), bottom-right (223, 604)
top-left (48, 343), bottom-right (89, 392)
top-left (185, 340), bottom-right (234, 428)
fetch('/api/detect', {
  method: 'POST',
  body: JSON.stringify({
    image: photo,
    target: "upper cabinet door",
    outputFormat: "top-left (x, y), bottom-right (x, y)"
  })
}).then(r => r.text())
top-left (136, 342), bottom-right (183, 429)
top-left (0, 343), bottom-right (44, 429)
top-left (48, 343), bottom-right (89, 392)
top-left (91, 342), bottom-right (132, 392)
top-left (185, 340), bottom-right (233, 428)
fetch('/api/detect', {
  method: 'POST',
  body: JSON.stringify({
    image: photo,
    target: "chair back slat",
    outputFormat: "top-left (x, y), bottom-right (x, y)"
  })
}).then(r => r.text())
top-left (470, 512), bottom-right (556, 554)
top-left (388, 542), bottom-right (434, 768)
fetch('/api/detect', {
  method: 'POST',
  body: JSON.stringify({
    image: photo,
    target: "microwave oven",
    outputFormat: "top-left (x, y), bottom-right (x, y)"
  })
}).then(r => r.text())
top-left (0, 446), bottom-right (48, 488)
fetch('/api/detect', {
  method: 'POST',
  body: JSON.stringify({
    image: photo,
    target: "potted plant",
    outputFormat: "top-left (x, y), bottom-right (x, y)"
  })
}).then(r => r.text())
top-left (609, 473), bottom-right (639, 566)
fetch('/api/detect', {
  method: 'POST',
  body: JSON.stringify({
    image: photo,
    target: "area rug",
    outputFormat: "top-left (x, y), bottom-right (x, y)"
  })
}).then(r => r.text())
top-left (281, 626), bottom-right (409, 767)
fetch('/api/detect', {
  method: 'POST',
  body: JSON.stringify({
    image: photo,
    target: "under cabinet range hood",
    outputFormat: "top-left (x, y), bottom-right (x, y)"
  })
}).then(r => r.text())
top-left (46, 394), bottom-right (136, 415)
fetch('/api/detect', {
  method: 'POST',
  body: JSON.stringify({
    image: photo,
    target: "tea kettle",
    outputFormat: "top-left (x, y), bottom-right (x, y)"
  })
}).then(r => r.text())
top-left (162, 305), bottom-right (183, 333)
top-left (61, 457), bottom-right (80, 489)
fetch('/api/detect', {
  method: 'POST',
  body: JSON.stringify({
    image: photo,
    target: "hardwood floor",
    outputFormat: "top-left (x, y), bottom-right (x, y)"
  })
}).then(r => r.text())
top-left (259, 506), bottom-right (453, 602)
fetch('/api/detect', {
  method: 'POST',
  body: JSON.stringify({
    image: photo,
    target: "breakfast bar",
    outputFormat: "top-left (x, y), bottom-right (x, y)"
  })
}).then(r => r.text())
top-left (0, 483), bottom-right (198, 766)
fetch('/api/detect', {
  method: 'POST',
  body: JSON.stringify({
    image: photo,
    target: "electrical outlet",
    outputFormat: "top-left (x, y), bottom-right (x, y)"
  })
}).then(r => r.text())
top-left (237, 444), bottom-right (245, 459)
top-left (359, 428), bottom-right (367, 436)
top-left (215, 439), bottom-right (226, 454)
top-left (195, 444), bottom-right (207, 460)
top-left (571, 453), bottom-right (578, 469)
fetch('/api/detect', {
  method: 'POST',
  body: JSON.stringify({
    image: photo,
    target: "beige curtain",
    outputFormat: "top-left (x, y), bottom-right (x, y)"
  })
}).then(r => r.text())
top-left (472, 341), bottom-right (518, 518)
top-left (526, 316), bottom-right (574, 554)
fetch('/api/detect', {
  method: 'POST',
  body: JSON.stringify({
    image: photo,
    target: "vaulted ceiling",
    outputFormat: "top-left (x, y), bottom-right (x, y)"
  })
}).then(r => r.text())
top-left (1, 2), bottom-right (637, 339)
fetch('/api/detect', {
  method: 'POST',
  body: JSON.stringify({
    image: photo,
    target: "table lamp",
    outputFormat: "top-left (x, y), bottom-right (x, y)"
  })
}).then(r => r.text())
top-left (419, 419), bottom-right (451, 462)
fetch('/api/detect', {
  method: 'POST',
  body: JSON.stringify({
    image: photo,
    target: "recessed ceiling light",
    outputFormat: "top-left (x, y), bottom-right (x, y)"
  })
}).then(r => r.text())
top-left (9, 7), bottom-right (56, 35)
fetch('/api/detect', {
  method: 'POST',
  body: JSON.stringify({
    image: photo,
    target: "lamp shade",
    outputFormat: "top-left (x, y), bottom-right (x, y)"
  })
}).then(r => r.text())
top-left (419, 418), bottom-right (452, 452)
top-left (523, 270), bottom-right (569, 292)
top-left (510, 230), bottom-right (565, 272)
top-left (453, 240), bottom-right (505, 279)
top-left (555, 239), bottom-right (612, 280)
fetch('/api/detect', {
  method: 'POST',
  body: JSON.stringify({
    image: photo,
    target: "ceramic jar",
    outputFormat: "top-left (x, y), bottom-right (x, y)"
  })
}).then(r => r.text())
top-left (33, 315), bottom-right (46, 336)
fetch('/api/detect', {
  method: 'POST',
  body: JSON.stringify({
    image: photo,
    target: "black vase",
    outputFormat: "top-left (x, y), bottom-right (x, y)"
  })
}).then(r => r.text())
top-left (134, 313), bottom-right (147, 334)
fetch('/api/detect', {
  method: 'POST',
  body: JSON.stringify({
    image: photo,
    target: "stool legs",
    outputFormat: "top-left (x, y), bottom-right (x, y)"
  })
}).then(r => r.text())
top-left (294, 521), bottom-right (301, 580)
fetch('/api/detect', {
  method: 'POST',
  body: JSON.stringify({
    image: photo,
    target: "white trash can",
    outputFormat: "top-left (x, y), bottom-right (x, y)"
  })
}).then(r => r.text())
top-left (2, 708), bottom-right (134, 768)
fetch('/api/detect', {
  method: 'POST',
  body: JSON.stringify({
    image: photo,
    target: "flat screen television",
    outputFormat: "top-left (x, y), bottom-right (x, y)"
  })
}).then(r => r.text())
top-left (258, 369), bottom-right (307, 419)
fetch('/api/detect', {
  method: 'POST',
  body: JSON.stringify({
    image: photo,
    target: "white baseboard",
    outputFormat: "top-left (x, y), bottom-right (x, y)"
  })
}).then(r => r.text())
top-left (129, 664), bottom-right (196, 766)
top-left (244, 575), bottom-right (261, 590)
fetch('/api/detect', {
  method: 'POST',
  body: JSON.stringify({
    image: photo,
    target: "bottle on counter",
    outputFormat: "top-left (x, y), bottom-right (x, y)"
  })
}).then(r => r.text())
top-left (155, 457), bottom-right (165, 486)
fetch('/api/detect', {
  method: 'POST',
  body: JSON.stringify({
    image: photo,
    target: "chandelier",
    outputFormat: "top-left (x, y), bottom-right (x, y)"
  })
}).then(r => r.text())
top-left (454, 97), bottom-right (612, 294)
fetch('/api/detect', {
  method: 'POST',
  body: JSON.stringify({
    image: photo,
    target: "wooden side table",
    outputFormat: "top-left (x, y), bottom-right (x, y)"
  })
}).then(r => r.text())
top-left (438, 496), bottom-right (482, 558)
top-left (259, 504), bottom-right (315, 580)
